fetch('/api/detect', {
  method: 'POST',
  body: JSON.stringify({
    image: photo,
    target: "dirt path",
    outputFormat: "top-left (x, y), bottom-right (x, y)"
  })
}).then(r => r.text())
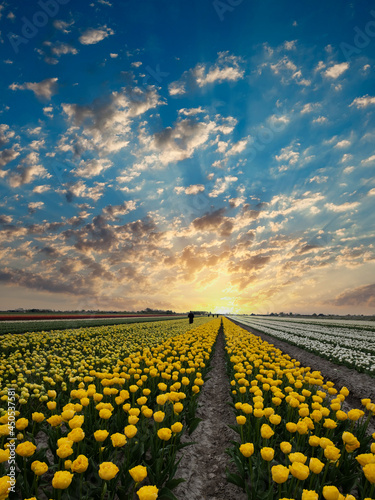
top-left (174, 327), bottom-right (247, 500)
top-left (229, 318), bottom-right (375, 434)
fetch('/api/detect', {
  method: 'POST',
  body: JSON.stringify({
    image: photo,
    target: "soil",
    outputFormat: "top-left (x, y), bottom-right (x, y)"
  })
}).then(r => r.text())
top-left (174, 328), bottom-right (247, 500)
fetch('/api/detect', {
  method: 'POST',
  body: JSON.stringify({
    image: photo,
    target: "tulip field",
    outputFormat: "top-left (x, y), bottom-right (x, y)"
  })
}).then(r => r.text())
top-left (227, 316), bottom-right (375, 376)
top-left (0, 316), bottom-right (375, 500)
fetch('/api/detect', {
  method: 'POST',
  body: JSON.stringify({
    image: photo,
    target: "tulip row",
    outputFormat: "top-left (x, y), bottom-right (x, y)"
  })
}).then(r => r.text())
top-left (0, 316), bottom-right (210, 411)
top-left (222, 317), bottom-right (375, 500)
top-left (228, 316), bottom-right (375, 376)
top-left (0, 318), bottom-right (220, 499)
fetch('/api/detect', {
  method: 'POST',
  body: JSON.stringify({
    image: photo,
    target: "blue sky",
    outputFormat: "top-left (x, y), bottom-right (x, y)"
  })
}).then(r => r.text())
top-left (0, 0), bottom-right (374, 314)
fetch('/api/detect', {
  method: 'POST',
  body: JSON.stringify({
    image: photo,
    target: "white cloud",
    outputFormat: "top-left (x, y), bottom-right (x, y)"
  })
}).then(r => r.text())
top-left (0, 124), bottom-right (15, 146)
top-left (110, 53), bottom-right (118, 58)
top-left (53, 20), bottom-right (74, 33)
top-left (178, 107), bottom-right (205, 116)
top-left (73, 158), bottom-right (113, 178)
top-left (64, 181), bottom-right (106, 201)
top-left (168, 52), bottom-right (244, 96)
top-left (33, 185), bottom-right (51, 194)
top-left (334, 139), bottom-right (351, 148)
top-left (9, 78), bottom-right (58, 100)
top-left (169, 81), bottom-right (186, 96)
top-left (343, 166), bottom-right (355, 174)
top-left (225, 138), bottom-right (249, 156)
top-left (79, 26), bottom-right (114, 45)
top-left (8, 153), bottom-right (50, 188)
top-left (283, 40), bottom-right (297, 50)
top-left (301, 103), bottom-right (316, 114)
top-left (341, 153), bottom-right (353, 163)
top-left (28, 201), bottom-right (44, 213)
top-left (312, 116), bottom-right (327, 124)
top-left (325, 201), bottom-right (360, 212)
top-left (50, 42), bottom-right (78, 57)
top-left (43, 106), bottom-right (54, 118)
top-left (350, 95), bottom-right (375, 108)
top-left (0, 148), bottom-right (20, 167)
top-left (175, 184), bottom-right (205, 195)
top-left (314, 61), bottom-right (326, 72)
top-left (309, 175), bottom-right (328, 184)
top-left (368, 188), bottom-right (375, 196)
top-left (145, 117), bottom-right (222, 166)
top-left (209, 175), bottom-right (238, 198)
top-left (275, 145), bottom-right (299, 165)
top-left (361, 155), bottom-right (375, 165)
top-left (269, 56), bottom-right (311, 86)
top-left (61, 86), bottom-right (162, 153)
top-left (324, 62), bottom-right (349, 79)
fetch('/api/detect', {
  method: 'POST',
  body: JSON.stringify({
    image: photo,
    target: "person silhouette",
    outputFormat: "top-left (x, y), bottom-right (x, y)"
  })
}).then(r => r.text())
top-left (188, 311), bottom-right (194, 324)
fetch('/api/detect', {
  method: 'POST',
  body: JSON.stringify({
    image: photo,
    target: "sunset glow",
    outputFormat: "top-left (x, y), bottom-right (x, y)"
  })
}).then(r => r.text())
top-left (0, 1), bottom-right (374, 314)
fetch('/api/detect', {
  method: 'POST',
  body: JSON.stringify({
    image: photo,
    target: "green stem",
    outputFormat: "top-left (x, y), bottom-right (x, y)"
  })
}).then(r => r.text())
top-left (318, 462), bottom-right (329, 497)
top-left (100, 481), bottom-right (107, 500)
top-left (23, 458), bottom-right (28, 495)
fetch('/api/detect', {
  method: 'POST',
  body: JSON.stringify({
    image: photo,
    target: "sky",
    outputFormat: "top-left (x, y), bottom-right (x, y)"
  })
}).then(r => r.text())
top-left (0, 0), bottom-right (374, 315)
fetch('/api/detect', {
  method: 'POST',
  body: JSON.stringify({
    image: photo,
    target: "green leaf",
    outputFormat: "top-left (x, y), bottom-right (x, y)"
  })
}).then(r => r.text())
top-left (226, 471), bottom-right (245, 489)
top-left (188, 417), bottom-right (202, 434)
top-left (165, 477), bottom-right (186, 490)
top-left (158, 486), bottom-right (179, 500)
top-left (176, 441), bottom-right (195, 450)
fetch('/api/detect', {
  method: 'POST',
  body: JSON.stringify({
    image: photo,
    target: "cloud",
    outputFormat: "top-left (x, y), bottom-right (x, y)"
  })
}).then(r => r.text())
top-left (368, 188), bottom-right (375, 196)
top-left (168, 52), bottom-right (244, 96)
top-left (324, 62), bottom-right (349, 79)
top-left (28, 202), bottom-right (44, 214)
top-left (300, 103), bottom-right (319, 114)
top-left (350, 95), bottom-right (375, 108)
top-left (269, 56), bottom-right (311, 86)
top-left (325, 201), bottom-right (360, 212)
top-left (33, 185), bottom-right (51, 194)
top-left (53, 19), bottom-right (74, 33)
top-left (73, 158), bottom-right (113, 178)
top-left (192, 208), bottom-right (234, 237)
top-left (79, 25), bottom-right (114, 45)
top-left (43, 106), bottom-right (54, 118)
top-left (334, 139), bottom-right (351, 148)
top-left (175, 184), bottom-right (205, 195)
top-left (0, 124), bottom-right (15, 146)
top-left (61, 86), bottom-right (162, 153)
top-left (312, 116), bottom-right (327, 124)
top-left (49, 42), bottom-right (78, 57)
top-left (0, 148), bottom-right (19, 167)
top-left (9, 78), bottom-right (58, 100)
top-left (309, 175), bottom-right (328, 184)
top-left (209, 175), bottom-right (238, 198)
top-left (275, 145), bottom-right (299, 171)
top-left (7, 153), bottom-right (51, 188)
top-left (361, 155), bottom-right (375, 165)
top-left (101, 201), bottom-right (136, 220)
top-left (225, 138), bottom-right (249, 156)
top-left (330, 283), bottom-right (375, 307)
top-left (146, 117), bottom-right (219, 166)
top-left (64, 181), bottom-right (106, 202)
